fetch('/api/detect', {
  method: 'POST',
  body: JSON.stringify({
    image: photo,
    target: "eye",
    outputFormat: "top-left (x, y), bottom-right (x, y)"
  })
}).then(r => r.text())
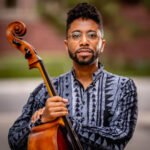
top-left (72, 31), bottom-right (81, 39)
top-left (87, 32), bottom-right (97, 39)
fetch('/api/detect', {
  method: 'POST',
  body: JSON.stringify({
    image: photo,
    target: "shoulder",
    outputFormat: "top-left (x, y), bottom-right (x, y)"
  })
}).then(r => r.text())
top-left (30, 72), bottom-right (71, 98)
top-left (30, 82), bottom-right (48, 105)
top-left (103, 69), bottom-right (136, 91)
top-left (52, 72), bottom-right (71, 86)
top-left (31, 72), bottom-right (71, 94)
top-left (103, 69), bottom-right (128, 81)
top-left (52, 72), bottom-right (71, 81)
top-left (32, 82), bottom-right (46, 96)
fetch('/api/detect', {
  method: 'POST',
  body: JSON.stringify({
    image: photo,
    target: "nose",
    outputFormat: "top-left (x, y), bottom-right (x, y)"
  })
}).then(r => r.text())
top-left (80, 34), bottom-right (89, 47)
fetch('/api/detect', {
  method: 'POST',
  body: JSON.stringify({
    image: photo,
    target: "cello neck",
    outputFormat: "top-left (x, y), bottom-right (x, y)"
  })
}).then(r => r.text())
top-left (34, 59), bottom-right (83, 150)
top-left (35, 59), bottom-right (57, 97)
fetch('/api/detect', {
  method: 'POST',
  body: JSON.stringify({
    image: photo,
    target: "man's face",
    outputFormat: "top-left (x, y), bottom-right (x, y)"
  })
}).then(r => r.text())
top-left (64, 18), bottom-right (105, 65)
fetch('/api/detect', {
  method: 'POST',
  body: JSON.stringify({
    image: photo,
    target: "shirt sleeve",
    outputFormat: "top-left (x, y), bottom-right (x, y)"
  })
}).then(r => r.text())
top-left (70, 79), bottom-right (138, 150)
top-left (8, 94), bottom-right (34, 150)
top-left (8, 83), bottom-right (46, 150)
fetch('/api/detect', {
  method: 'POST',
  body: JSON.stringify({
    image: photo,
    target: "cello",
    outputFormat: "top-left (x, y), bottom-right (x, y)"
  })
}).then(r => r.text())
top-left (6, 21), bottom-right (83, 150)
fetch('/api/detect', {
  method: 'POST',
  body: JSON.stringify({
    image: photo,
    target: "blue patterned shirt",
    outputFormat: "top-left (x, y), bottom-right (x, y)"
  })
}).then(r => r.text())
top-left (8, 63), bottom-right (138, 150)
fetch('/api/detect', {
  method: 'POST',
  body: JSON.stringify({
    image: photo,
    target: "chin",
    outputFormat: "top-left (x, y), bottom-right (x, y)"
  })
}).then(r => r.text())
top-left (76, 59), bottom-right (94, 65)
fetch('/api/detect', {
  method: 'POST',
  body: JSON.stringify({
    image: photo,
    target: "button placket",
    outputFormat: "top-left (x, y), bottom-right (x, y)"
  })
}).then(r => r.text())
top-left (81, 92), bottom-right (87, 124)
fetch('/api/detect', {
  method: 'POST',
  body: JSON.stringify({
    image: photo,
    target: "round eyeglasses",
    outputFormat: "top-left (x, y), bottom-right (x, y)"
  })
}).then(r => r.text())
top-left (68, 31), bottom-right (102, 41)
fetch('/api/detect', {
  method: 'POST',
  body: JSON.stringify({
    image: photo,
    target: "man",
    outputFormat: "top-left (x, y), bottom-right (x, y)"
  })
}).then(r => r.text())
top-left (8, 3), bottom-right (138, 150)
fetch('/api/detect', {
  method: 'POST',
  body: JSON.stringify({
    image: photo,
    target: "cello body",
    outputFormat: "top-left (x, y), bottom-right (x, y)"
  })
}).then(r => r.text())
top-left (6, 21), bottom-right (83, 150)
top-left (28, 119), bottom-right (69, 150)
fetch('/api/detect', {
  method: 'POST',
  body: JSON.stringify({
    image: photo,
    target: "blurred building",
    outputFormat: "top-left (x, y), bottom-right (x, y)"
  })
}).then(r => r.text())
top-left (0, 0), bottom-right (65, 55)
top-left (0, 0), bottom-right (150, 62)
top-left (0, 0), bottom-right (38, 20)
top-left (107, 4), bottom-right (150, 62)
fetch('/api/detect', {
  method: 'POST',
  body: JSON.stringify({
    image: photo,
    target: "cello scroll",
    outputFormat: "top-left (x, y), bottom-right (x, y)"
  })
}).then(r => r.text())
top-left (6, 21), bottom-right (40, 69)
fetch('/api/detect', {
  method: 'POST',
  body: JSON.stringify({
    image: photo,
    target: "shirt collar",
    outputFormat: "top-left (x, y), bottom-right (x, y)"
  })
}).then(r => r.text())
top-left (71, 62), bottom-right (103, 82)
top-left (92, 62), bottom-right (103, 81)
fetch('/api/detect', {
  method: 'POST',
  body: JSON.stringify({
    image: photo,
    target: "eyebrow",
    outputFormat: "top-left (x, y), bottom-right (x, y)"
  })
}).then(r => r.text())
top-left (88, 30), bottom-right (96, 32)
top-left (71, 30), bottom-right (97, 33)
top-left (71, 30), bottom-right (81, 33)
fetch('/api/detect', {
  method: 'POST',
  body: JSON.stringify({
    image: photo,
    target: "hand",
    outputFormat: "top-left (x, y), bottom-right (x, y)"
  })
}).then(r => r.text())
top-left (41, 96), bottom-right (68, 123)
top-left (31, 107), bottom-right (45, 123)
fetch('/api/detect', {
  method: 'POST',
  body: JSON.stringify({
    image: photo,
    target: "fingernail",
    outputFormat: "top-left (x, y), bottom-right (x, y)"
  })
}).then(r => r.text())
top-left (63, 99), bottom-right (68, 102)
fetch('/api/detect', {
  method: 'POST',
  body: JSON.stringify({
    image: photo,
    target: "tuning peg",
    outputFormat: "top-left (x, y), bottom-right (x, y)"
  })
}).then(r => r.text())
top-left (24, 47), bottom-right (28, 51)
top-left (12, 39), bottom-right (21, 47)
top-left (25, 50), bottom-right (32, 59)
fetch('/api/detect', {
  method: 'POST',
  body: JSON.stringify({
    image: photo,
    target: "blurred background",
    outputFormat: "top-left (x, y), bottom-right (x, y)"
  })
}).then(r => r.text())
top-left (0, 0), bottom-right (150, 149)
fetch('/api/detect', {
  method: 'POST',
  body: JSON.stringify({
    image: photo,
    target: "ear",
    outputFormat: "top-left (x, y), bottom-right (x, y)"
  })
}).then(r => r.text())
top-left (100, 39), bottom-right (106, 53)
top-left (64, 40), bottom-right (68, 50)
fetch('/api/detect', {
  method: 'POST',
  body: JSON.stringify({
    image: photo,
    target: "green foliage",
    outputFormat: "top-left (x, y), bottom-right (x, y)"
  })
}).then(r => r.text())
top-left (0, 55), bottom-right (150, 78)
top-left (0, 55), bottom-right (72, 78)
top-left (102, 58), bottom-right (150, 77)
top-left (60, 0), bottom-right (93, 7)
top-left (142, 0), bottom-right (150, 9)
top-left (37, 2), bottom-right (66, 34)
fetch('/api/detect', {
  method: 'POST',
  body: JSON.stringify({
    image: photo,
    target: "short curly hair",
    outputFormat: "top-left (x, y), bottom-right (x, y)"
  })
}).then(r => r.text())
top-left (66, 2), bottom-right (104, 38)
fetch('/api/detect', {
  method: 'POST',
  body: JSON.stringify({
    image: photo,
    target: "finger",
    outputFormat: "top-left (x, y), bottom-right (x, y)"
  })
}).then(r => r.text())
top-left (41, 107), bottom-right (45, 115)
top-left (32, 112), bottom-right (40, 123)
top-left (41, 109), bottom-right (68, 123)
top-left (39, 109), bottom-right (43, 115)
top-left (41, 107), bottom-right (45, 113)
top-left (31, 111), bottom-right (37, 120)
top-left (47, 96), bottom-right (63, 102)
top-left (47, 96), bottom-right (68, 103)
top-left (49, 107), bottom-right (68, 113)
top-left (50, 111), bottom-right (68, 118)
top-left (63, 98), bottom-right (69, 103)
top-left (31, 113), bottom-right (37, 123)
top-left (31, 108), bottom-right (43, 123)
top-left (48, 102), bottom-right (68, 108)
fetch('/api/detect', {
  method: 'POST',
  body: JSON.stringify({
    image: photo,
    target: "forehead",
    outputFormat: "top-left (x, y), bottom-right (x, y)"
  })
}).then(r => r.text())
top-left (68, 18), bottom-right (99, 33)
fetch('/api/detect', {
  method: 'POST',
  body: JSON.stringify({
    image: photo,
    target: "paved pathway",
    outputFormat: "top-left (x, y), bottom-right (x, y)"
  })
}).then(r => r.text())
top-left (0, 78), bottom-right (150, 150)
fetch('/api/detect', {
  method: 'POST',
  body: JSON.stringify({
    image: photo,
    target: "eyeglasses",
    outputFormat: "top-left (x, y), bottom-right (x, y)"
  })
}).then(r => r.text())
top-left (68, 31), bottom-right (101, 41)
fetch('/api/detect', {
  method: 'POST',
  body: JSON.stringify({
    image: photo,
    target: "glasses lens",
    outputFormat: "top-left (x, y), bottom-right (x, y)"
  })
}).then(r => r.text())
top-left (71, 31), bottom-right (81, 40)
top-left (87, 31), bottom-right (98, 39)
top-left (68, 31), bottom-right (100, 41)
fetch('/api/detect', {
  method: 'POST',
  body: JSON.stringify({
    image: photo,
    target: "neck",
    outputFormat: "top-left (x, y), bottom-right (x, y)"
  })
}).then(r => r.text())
top-left (73, 60), bottom-right (99, 89)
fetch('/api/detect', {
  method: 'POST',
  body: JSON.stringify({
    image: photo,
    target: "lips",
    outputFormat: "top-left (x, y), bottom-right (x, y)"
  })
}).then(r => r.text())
top-left (78, 51), bottom-right (91, 55)
top-left (78, 50), bottom-right (92, 53)
top-left (75, 48), bottom-right (93, 55)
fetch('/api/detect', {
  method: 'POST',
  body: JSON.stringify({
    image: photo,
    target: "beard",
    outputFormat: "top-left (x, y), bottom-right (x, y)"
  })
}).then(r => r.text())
top-left (68, 48), bottom-right (100, 65)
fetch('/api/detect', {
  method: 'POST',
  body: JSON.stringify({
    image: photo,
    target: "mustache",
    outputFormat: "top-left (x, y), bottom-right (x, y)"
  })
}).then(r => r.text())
top-left (75, 47), bottom-right (94, 54)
